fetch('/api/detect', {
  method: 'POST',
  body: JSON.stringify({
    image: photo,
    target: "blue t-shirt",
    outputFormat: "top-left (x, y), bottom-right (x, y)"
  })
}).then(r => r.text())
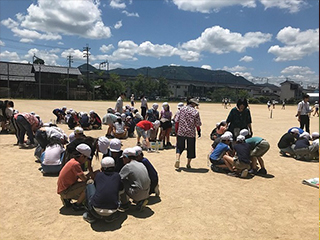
top-left (210, 142), bottom-right (230, 160)
top-left (91, 171), bottom-right (123, 209)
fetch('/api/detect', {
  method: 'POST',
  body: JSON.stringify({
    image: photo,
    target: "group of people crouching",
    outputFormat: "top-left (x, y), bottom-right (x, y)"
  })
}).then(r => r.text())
top-left (208, 120), bottom-right (270, 178)
top-left (34, 123), bottom-right (159, 223)
top-left (278, 127), bottom-right (319, 161)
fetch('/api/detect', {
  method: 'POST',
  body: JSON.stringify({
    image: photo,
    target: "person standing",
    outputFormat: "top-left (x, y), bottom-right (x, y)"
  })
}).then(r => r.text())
top-left (140, 95), bottom-right (148, 119)
top-left (174, 98), bottom-right (202, 169)
top-left (115, 93), bottom-right (126, 114)
top-left (130, 94), bottom-right (135, 107)
top-left (226, 98), bottom-right (253, 138)
top-left (296, 94), bottom-right (311, 133)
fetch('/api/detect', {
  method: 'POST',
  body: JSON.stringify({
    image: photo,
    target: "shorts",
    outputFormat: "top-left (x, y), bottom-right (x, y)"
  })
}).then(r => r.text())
top-left (136, 126), bottom-right (150, 139)
top-left (251, 140), bottom-right (270, 157)
top-left (176, 136), bottom-right (196, 159)
top-left (210, 159), bottom-right (225, 165)
top-left (234, 159), bottom-right (250, 170)
top-left (60, 181), bottom-right (86, 200)
top-left (160, 120), bottom-right (172, 130)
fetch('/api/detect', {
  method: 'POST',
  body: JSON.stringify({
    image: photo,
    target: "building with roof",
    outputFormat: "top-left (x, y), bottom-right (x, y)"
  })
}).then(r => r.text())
top-left (280, 80), bottom-right (304, 101)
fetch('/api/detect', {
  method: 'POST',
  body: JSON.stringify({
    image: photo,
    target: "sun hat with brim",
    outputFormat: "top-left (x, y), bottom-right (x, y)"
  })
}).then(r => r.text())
top-left (189, 98), bottom-right (199, 106)
top-left (76, 143), bottom-right (91, 158)
top-left (101, 157), bottom-right (115, 168)
top-left (98, 136), bottom-right (110, 154)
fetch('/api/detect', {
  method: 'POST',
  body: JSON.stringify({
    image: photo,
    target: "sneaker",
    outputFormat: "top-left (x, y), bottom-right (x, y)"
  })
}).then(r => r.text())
top-left (240, 169), bottom-right (248, 178)
top-left (227, 172), bottom-right (238, 177)
top-left (60, 196), bottom-right (72, 208)
top-left (154, 185), bottom-right (160, 197)
top-left (104, 212), bottom-right (120, 223)
top-left (118, 202), bottom-right (130, 212)
top-left (166, 142), bottom-right (175, 149)
top-left (186, 164), bottom-right (191, 169)
top-left (147, 148), bottom-right (155, 153)
top-left (248, 169), bottom-right (258, 175)
top-left (83, 212), bottom-right (96, 224)
top-left (136, 199), bottom-right (148, 212)
top-left (174, 160), bottom-right (180, 168)
top-left (257, 168), bottom-right (267, 175)
top-left (72, 203), bottom-right (85, 211)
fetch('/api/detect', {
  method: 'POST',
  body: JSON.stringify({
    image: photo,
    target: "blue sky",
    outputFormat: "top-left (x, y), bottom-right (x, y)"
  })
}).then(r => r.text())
top-left (0, 0), bottom-right (318, 87)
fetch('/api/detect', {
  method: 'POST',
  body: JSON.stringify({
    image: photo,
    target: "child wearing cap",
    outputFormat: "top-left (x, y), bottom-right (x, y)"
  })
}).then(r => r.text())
top-left (112, 117), bottom-right (128, 139)
top-left (292, 132), bottom-right (311, 160)
top-left (109, 138), bottom-right (124, 172)
top-left (240, 129), bottom-right (269, 175)
top-left (102, 113), bottom-right (119, 137)
top-left (309, 132), bottom-right (319, 160)
top-left (223, 135), bottom-right (251, 178)
top-left (57, 143), bottom-right (91, 211)
top-left (278, 129), bottom-right (299, 157)
top-left (133, 146), bottom-right (160, 197)
top-left (67, 111), bottom-right (80, 130)
top-left (52, 107), bottom-right (67, 124)
top-left (83, 156), bottom-right (124, 224)
top-left (119, 148), bottom-right (151, 212)
top-left (209, 133), bottom-right (233, 173)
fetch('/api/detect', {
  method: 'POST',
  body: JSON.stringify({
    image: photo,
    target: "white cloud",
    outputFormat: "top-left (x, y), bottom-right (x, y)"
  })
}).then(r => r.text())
top-left (239, 55), bottom-right (253, 62)
top-left (171, 0), bottom-right (256, 13)
top-left (171, 0), bottom-right (307, 13)
top-left (222, 65), bottom-right (247, 72)
top-left (181, 26), bottom-right (272, 54)
top-left (122, 10), bottom-right (140, 17)
top-left (281, 66), bottom-right (315, 75)
top-left (100, 44), bottom-right (114, 53)
top-left (114, 20), bottom-right (123, 29)
top-left (0, 40), bottom-right (5, 46)
top-left (260, 0), bottom-right (307, 13)
top-left (24, 48), bottom-right (59, 65)
top-left (110, 0), bottom-right (126, 9)
top-left (61, 48), bottom-right (85, 61)
top-left (0, 50), bottom-right (21, 61)
top-left (11, 27), bottom-right (61, 41)
top-left (268, 27), bottom-right (319, 61)
top-left (2, 0), bottom-right (111, 40)
top-left (201, 65), bottom-right (212, 70)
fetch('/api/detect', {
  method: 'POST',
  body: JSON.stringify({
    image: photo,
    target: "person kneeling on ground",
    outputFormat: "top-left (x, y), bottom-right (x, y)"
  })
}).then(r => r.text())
top-left (292, 132), bottom-right (311, 161)
top-left (223, 135), bottom-right (251, 178)
top-left (40, 138), bottom-right (65, 175)
top-left (57, 143), bottom-right (91, 211)
top-left (83, 156), bottom-right (124, 224)
top-left (133, 146), bottom-right (160, 197)
top-left (277, 128), bottom-right (300, 157)
top-left (309, 132), bottom-right (319, 160)
top-left (119, 148), bottom-right (150, 212)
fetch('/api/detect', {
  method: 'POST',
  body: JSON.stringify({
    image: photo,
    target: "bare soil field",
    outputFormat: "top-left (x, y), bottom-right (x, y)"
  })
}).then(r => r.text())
top-left (0, 99), bottom-right (318, 240)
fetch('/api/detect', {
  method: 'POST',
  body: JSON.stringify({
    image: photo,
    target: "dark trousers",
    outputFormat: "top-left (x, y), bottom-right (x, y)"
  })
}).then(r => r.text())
top-left (16, 115), bottom-right (34, 144)
top-left (176, 135), bottom-right (196, 159)
top-left (299, 115), bottom-right (310, 133)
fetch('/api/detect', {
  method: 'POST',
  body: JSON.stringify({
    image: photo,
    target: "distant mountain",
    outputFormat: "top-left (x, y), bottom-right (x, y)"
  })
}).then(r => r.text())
top-left (78, 64), bottom-right (253, 86)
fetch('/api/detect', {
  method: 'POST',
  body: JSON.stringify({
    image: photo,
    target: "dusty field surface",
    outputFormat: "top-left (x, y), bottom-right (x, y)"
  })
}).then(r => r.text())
top-left (0, 99), bottom-right (318, 240)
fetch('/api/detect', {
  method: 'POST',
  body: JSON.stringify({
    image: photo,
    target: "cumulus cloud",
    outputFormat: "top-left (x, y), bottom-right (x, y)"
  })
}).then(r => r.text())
top-left (24, 48), bottom-right (59, 65)
top-left (268, 26), bottom-right (319, 61)
top-left (201, 65), bottom-right (212, 70)
top-left (222, 65), bottom-right (247, 72)
top-left (122, 10), bottom-right (140, 17)
top-left (171, 0), bottom-right (307, 13)
top-left (0, 50), bottom-right (21, 61)
top-left (1, 0), bottom-right (111, 40)
top-left (114, 20), bottom-right (123, 29)
top-left (61, 48), bottom-right (84, 61)
top-left (281, 66), bottom-right (315, 75)
top-left (110, 0), bottom-right (126, 9)
top-left (181, 26), bottom-right (272, 54)
top-left (100, 44), bottom-right (114, 53)
top-left (0, 40), bottom-right (5, 46)
top-left (239, 55), bottom-right (253, 62)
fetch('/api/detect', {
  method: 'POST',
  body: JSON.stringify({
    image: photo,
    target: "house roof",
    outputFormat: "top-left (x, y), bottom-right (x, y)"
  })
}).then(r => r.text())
top-left (280, 80), bottom-right (299, 86)
top-left (32, 65), bottom-right (81, 75)
top-left (254, 83), bottom-right (280, 91)
top-left (0, 61), bottom-right (35, 82)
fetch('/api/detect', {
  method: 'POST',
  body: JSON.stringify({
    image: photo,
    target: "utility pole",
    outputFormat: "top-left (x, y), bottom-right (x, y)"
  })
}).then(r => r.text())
top-left (67, 54), bottom-right (73, 100)
top-left (83, 44), bottom-right (91, 84)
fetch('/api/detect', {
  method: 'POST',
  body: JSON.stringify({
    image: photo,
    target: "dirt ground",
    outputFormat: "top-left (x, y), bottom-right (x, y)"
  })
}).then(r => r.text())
top-left (0, 99), bottom-right (318, 240)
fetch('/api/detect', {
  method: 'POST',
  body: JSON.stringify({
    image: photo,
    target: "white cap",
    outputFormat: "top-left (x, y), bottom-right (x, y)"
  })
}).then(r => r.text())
top-left (76, 143), bottom-right (91, 158)
top-left (152, 103), bottom-right (159, 110)
top-left (221, 133), bottom-right (232, 141)
top-left (162, 102), bottom-right (169, 107)
top-left (290, 128), bottom-right (300, 134)
top-left (74, 127), bottom-right (83, 134)
top-left (135, 112), bottom-right (142, 119)
top-left (300, 132), bottom-right (310, 140)
top-left (311, 132), bottom-right (319, 139)
top-left (236, 135), bottom-right (245, 142)
top-left (101, 157), bottom-right (115, 168)
top-left (98, 137), bottom-right (110, 154)
top-left (240, 129), bottom-right (249, 137)
top-left (122, 148), bottom-right (137, 158)
top-left (153, 120), bottom-right (160, 129)
top-left (89, 110), bottom-right (95, 115)
top-left (62, 106), bottom-right (67, 109)
top-left (177, 102), bottom-right (184, 109)
top-left (69, 132), bottom-right (75, 142)
top-left (110, 138), bottom-right (122, 152)
top-left (132, 146), bottom-right (143, 155)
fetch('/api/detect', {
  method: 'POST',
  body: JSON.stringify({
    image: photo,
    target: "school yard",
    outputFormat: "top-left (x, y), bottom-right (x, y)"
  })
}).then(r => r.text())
top-left (0, 99), bottom-right (318, 240)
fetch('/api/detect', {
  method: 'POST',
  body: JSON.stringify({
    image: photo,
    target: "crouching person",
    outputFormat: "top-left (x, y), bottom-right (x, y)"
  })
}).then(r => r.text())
top-left (83, 157), bottom-right (124, 224)
top-left (119, 148), bottom-right (150, 212)
top-left (57, 144), bottom-right (91, 211)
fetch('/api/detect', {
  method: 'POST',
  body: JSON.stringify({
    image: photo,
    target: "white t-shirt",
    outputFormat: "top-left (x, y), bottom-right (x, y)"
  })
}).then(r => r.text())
top-left (113, 122), bottom-right (125, 134)
top-left (43, 144), bottom-right (64, 165)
